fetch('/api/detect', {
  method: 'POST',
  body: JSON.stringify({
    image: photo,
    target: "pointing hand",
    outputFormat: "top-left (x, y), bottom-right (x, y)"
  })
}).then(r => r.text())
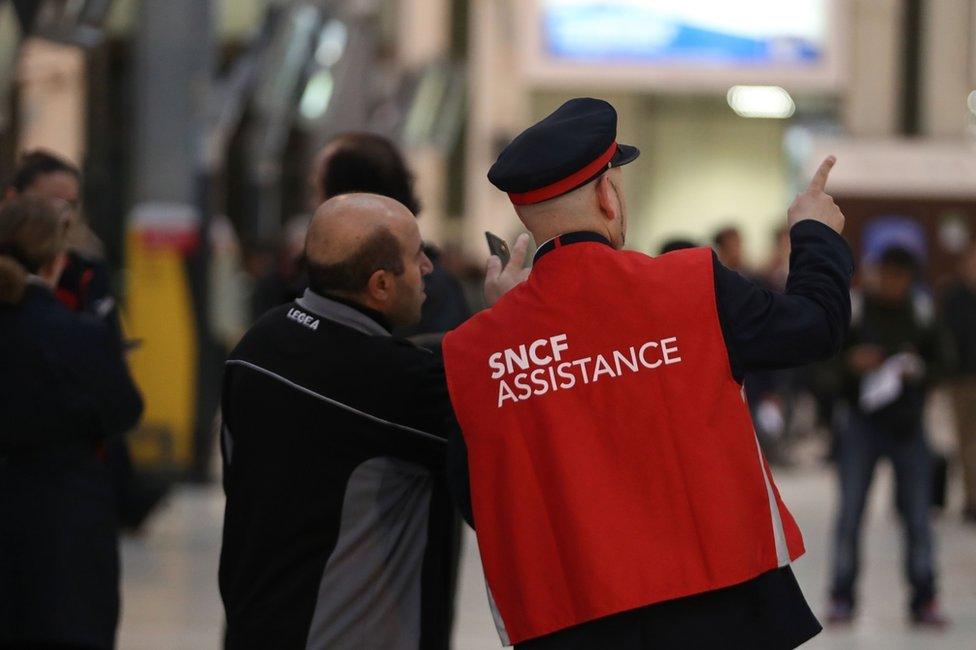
top-left (787, 156), bottom-right (845, 234)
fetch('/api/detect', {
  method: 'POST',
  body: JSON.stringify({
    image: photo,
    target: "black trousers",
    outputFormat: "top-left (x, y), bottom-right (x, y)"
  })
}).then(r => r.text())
top-left (517, 567), bottom-right (821, 650)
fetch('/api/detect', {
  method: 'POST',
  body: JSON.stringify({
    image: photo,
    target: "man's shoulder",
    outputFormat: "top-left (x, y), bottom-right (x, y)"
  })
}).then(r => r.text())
top-left (231, 302), bottom-right (435, 372)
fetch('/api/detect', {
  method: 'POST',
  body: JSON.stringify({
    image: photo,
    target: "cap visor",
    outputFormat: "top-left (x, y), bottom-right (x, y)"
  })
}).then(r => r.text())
top-left (610, 143), bottom-right (640, 168)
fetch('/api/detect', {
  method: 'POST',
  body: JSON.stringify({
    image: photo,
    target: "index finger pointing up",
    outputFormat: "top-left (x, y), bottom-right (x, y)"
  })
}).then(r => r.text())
top-left (807, 155), bottom-right (836, 193)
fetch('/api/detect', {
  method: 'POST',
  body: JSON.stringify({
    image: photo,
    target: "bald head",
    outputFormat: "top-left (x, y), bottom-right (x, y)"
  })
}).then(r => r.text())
top-left (306, 193), bottom-right (415, 266)
top-left (304, 192), bottom-right (433, 328)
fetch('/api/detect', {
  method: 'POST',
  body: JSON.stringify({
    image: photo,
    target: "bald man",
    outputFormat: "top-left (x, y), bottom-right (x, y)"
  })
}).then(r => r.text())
top-left (219, 194), bottom-right (457, 650)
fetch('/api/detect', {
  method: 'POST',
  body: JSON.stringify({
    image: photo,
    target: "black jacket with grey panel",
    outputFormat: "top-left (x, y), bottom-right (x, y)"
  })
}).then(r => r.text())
top-left (219, 289), bottom-right (458, 650)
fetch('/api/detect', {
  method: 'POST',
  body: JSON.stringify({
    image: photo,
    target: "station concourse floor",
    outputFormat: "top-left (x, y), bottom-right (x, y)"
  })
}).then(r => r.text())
top-left (118, 463), bottom-right (976, 649)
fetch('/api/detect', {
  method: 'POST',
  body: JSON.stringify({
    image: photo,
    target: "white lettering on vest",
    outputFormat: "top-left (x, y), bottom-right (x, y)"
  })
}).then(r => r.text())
top-left (489, 352), bottom-right (506, 380)
top-left (531, 368), bottom-right (550, 396)
top-left (592, 354), bottom-right (616, 382)
top-left (613, 347), bottom-right (639, 375)
top-left (498, 379), bottom-right (518, 408)
top-left (556, 362), bottom-right (576, 389)
top-left (572, 357), bottom-right (593, 384)
top-left (639, 341), bottom-right (662, 369)
top-left (486, 334), bottom-right (683, 408)
top-left (505, 346), bottom-right (530, 373)
top-left (662, 336), bottom-right (682, 365)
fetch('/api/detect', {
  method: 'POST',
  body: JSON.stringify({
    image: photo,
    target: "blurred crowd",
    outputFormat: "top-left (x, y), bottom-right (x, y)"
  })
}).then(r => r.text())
top-left (1, 138), bottom-right (974, 647)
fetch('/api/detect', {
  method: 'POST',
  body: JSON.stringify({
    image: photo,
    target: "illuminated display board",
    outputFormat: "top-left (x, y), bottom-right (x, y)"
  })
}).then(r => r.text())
top-left (519, 0), bottom-right (845, 91)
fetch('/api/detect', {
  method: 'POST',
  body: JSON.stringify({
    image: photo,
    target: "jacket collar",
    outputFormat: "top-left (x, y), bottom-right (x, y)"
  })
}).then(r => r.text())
top-left (533, 231), bottom-right (612, 264)
top-left (295, 289), bottom-right (390, 337)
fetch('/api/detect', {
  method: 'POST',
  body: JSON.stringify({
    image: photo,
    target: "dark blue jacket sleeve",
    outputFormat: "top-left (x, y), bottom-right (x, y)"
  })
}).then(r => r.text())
top-left (713, 220), bottom-right (854, 383)
top-left (65, 315), bottom-right (144, 439)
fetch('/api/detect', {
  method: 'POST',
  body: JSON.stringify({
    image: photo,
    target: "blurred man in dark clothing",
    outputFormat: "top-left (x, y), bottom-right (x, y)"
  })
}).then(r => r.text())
top-left (939, 242), bottom-right (976, 523)
top-left (307, 133), bottom-right (467, 638)
top-left (0, 196), bottom-right (143, 650)
top-left (713, 225), bottom-right (745, 272)
top-left (311, 133), bottom-right (471, 342)
top-left (827, 246), bottom-right (947, 627)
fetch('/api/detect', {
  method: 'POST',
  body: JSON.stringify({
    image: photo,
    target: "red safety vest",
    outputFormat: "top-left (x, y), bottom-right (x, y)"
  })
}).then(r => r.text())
top-left (442, 239), bottom-right (804, 645)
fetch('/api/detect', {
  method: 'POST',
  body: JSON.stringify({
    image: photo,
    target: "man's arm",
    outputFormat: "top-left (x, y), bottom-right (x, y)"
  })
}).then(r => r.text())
top-left (715, 156), bottom-right (854, 381)
top-left (394, 346), bottom-right (457, 472)
top-left (714, 220), bottom-right (854, 383)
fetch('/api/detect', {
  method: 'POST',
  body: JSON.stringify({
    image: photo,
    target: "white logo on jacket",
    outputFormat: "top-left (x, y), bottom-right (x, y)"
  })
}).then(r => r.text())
top-left (287, 308), bottom-right (320, 331)
top-left (488, 333), bottom-right (682, 408)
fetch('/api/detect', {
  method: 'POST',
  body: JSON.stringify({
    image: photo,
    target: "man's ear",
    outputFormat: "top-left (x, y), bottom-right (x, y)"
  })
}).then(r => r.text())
top-left (595, 174), bottom-right (619, 223)
top-left (366, 268), bottom-right (391, 302)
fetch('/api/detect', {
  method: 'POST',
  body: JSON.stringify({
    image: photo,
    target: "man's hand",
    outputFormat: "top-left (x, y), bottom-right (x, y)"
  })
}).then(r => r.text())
top-left (787, 156), bottom-right (845, 234)
top-left (484, 233), bottom-right (531, 306)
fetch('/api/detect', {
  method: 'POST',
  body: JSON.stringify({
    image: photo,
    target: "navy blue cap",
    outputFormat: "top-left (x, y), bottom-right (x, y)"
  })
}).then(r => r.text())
top-left (488, 97), bottom-right (639, 205)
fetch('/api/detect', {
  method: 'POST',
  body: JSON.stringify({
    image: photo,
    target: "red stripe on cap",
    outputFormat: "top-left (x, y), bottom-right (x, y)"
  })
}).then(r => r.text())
top-left (507, 142), bottom-right (618, 205)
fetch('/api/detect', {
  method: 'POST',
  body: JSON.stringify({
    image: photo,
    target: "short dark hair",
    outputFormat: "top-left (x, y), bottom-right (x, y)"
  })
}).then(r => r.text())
top-left (659, 238), bottom-right (697, 255)
top-left (317, 133), bottom-right (421, 215)
top-left (878, 245), bottom-right (918, 273)
top-left (305, 226), bottom-right (405, 295)
top-left (713, 226), bottom-right (740, 248)
top-left (7, 150), bottom-right (81, 193)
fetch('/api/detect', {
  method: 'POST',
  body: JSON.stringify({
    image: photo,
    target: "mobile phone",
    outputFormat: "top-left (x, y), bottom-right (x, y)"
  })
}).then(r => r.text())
top-left (485, 231), bottom-right (511, 267)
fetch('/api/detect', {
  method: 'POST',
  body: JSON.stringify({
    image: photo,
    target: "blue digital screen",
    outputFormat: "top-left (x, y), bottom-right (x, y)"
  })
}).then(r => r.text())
top-left (542, 1), bottom-right (826, 66)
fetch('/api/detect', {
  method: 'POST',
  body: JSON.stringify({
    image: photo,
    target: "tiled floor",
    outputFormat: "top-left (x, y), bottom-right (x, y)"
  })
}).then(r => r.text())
top-left (118, 463), bottom-right (976, 649)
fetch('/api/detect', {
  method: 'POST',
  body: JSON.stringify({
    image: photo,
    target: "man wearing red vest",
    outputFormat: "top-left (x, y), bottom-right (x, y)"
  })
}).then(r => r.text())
top-left (442, 98), bottom-right (853, 649)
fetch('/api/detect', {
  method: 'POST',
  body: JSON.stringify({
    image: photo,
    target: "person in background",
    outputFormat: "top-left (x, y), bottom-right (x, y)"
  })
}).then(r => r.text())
top-left (761, 226), bottom-right (792, 292)
top-left (208, 214), bottom-right (250, 353)
top-left (309, 132), bottom-right (466, 635)
top-left (0, 196), bottom-right (143, 650)
top-left (657, 238), bottom-right (697, 255)
top-left (311, 132), bottom-right (470, 344)
top-left (5, 150), bottom-right (164, 532)
top-left (249, 214), bottom-right (310, 321)
top-left (827, 245), bottom-right (947, 627)
top-left (746, 226), bottom-right (801, 466)
top-left (5, 151), bottom-right (115, 334)
top-left (938, 241), bottom-right (976, 524)
top-left (220, 194), bottom-right (456, 649)
top-left (713, 225), bottom-right (745, 272)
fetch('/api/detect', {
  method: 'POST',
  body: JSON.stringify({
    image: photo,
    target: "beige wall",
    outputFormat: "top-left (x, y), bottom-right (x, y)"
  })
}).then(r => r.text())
top-left (921, 0), bottom-right (974, 137)
top-left (630, 99), bottom-right (790, 262)
top-left (526, 93), bottom-right (789, 263)
top-left (843, 0), bottom-right (903, 136)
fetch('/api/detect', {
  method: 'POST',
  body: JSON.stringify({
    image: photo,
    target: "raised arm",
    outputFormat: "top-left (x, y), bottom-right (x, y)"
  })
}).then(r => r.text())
top-left (715, 157), bottom-right (855, 382)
